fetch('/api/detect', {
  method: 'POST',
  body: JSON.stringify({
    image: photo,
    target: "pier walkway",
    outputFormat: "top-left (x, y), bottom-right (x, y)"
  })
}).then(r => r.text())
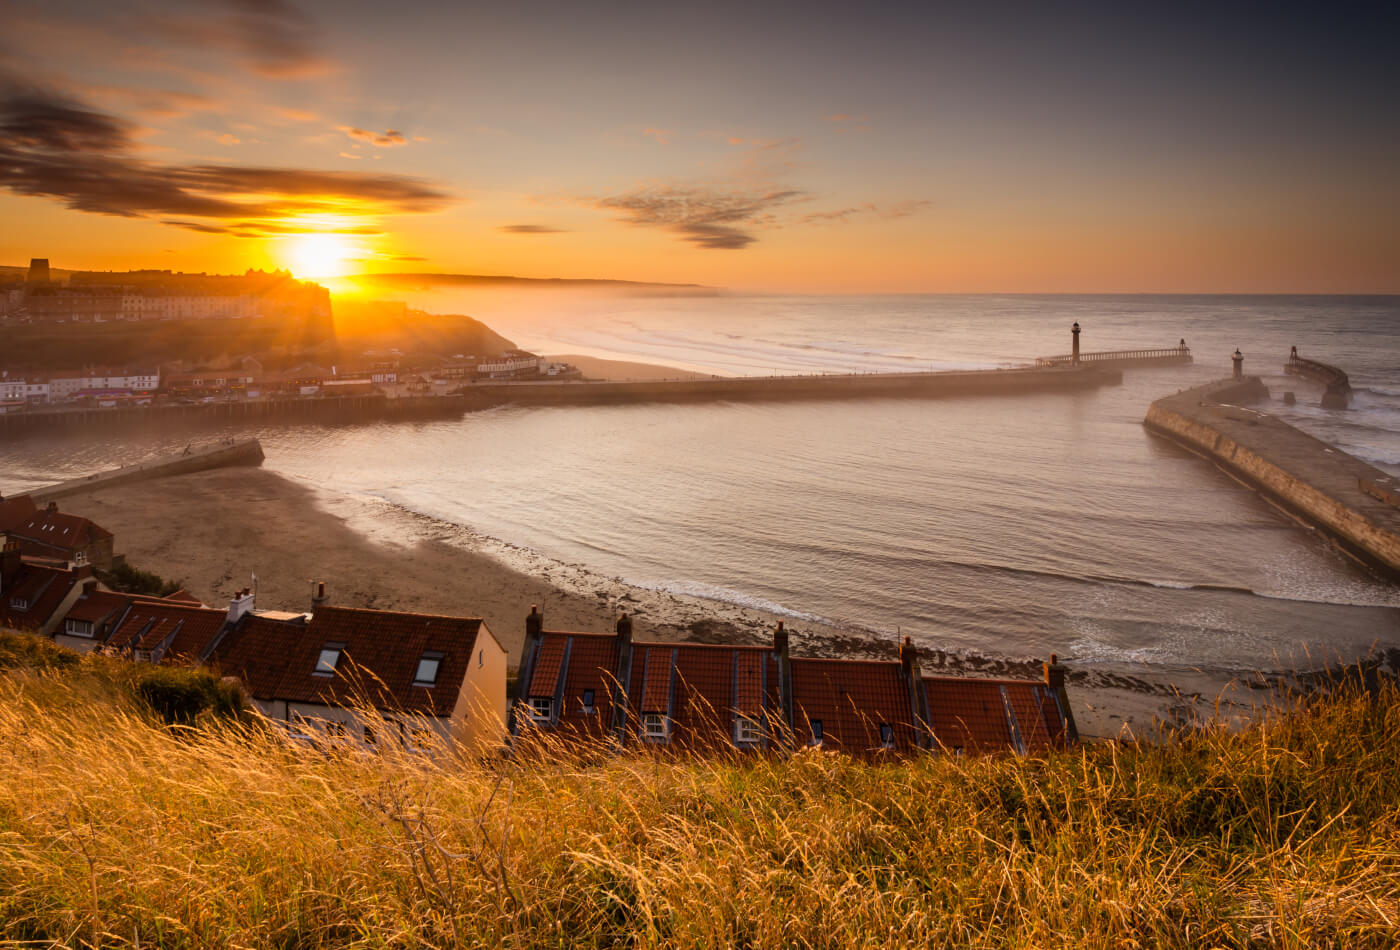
top-left (26, 439), bottom-right (265, 502)
top-left (1285, 349), bottom-right (1351, 408)
top-left (1035, 345), bottom-right (1192, 369)
top-left (1144, 377), bottom-right (1400, 579)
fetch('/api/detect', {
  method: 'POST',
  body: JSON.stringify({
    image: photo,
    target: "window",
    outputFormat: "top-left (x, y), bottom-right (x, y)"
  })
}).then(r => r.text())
top-left (734, 716), bottom-right (762, 746)
top-left (65, 619), bottom-right (94, 637)
top-left (314, 645), bottom-right (343, 676)
top-left (810, 719), bottom-right (824, 746)
top-left (643, 713), bottom-right (669, 741)
top-left (580, 689), bottom-right (596, 714)
top-left (879, 723), bottom-right (895, 750)
top-left (413, 652), bottom-right (443, 687)
top-left (529, 697), bottom-right (553, 722)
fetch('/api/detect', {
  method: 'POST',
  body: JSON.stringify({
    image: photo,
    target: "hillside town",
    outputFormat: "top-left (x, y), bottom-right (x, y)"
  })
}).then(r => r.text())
top-left (0, 488), bottom-right (1077, 759)
top-left (0, 258), bottom-right (575, 414)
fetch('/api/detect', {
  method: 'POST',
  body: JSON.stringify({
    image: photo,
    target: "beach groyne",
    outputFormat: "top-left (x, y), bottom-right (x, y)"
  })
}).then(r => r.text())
top-left (1144, 378), bottom-right (1400, 579)
top-left (27, 438), bottom-right (265, 502)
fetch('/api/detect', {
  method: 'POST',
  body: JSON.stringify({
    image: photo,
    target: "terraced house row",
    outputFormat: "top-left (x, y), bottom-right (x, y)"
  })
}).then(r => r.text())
top-left (3, 527), bottom-right (1077, 759)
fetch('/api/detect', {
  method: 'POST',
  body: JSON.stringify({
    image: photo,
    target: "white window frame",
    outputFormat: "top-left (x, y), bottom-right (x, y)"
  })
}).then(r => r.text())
top-left (642, 713), bottom-right (669, 741)
top-left (529, 697), bottom-right (553, 722)
top-left (734, 716), bottom-right (762, 747)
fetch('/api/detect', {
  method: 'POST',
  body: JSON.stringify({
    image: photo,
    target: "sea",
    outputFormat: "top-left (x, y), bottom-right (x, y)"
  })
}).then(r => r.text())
top-left (3, 293), bottom-right (1398, 678)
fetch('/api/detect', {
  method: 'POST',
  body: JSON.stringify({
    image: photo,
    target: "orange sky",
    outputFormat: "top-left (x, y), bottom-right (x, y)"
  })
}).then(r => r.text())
top-left (2, 1), bottom-right (1396, 293)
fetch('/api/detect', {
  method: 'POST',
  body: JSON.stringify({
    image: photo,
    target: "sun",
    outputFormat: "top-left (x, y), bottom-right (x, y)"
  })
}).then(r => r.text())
top-left (284, 233), bottom-right (358, 279)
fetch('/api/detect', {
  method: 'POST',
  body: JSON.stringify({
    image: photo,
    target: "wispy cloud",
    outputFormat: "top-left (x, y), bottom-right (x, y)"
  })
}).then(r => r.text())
top-left (340, 126), bottom-right (408, 147)
top-left (219, 0), bottom-right (330, 79)
top-left (0, 85), bottom-right (450, 237)
top-left (498, 224), bottom-right (568, 234)
top-left (642, 127), bottom-right (673, 145)
top-left (590, 185), bottom-right (805, 250)
top-left (799, 199), bottom-right (930, 226)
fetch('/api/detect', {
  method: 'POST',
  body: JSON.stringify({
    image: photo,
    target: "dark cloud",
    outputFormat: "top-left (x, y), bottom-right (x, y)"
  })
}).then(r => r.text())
top-left (390, 254), bottom-right (427, 261)
top-left (498, 224), bottom-right (568, 234)
top-left (340, 126), bottom-right (408, 147)
top-left (592, 186), bottom-right (804, 250)
top-left (799, 200), bottom-right (931, 225)
top-left (0, 86), bottom-right (451, 235)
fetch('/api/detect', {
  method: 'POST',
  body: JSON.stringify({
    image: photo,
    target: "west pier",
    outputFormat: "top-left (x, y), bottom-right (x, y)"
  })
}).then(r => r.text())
top-left (1144, 377), bottom-right (1400, 579)
top-left (25, 438), bottom-right (265, 502)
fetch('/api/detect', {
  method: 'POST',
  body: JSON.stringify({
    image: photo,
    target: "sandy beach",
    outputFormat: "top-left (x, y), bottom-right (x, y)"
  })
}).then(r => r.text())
top-left (548, 353), bottom-right (713, 381)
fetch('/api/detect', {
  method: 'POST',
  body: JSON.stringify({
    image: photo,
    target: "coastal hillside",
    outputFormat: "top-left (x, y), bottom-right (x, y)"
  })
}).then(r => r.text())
top-left (1, 633), bottom-right (1395, 947)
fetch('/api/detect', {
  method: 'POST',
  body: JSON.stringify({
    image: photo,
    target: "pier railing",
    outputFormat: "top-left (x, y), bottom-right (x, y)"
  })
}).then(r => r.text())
top-left (1285, 354), bottom-right (1350, 391)
top-left (1035, 346), bottom-right (1191, 368)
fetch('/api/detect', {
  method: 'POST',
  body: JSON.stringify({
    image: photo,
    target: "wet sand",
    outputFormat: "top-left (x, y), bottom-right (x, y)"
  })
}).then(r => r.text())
top-left (50, 463), bottom-right (1267, 741)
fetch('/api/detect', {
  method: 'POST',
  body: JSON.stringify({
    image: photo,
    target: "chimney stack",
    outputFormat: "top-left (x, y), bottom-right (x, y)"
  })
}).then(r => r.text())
top-left (772, 620), bottom-right (789, 657)
top-left (46, 501), bottom-right (58, 514)
top-left (615, 612), bottom-right (633, 645)
top-left (525, 604), bottom-right (543, 639)
top-left (1, 538), bottom-right (21, 590)
top-left (311, 581), bottom-right (328, 612)
top-left (900, 635), bottom-right (933, 749)
top-left (1043, 654), bottom-right (1079, 745)
top-left (228, 586), bottom-right (255, 624)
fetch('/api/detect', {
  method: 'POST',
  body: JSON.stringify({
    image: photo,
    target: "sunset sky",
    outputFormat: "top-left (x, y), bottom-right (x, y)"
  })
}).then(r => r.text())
top-left (1, 0), bottom-right (1396, 293)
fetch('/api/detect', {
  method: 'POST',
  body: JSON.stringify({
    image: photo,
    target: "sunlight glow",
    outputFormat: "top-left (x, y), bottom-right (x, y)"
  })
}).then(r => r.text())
top-left (284, 232), bottom-right (359, 279)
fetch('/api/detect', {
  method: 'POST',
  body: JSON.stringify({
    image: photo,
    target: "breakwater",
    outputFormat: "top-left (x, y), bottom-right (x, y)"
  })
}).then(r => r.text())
top-left (1284, 350), bottom-right (1351, 409)
top-left (1034, 346), bottom-right (1192, 368)
top-left (1144, 378), bottom-right (1400, 579)
top-left (0, 366), bottom-right (1121, 437)
top-left (27, 438), bottom-right (265, 502)
top-left (460, 365), bottom-right (1122, 407)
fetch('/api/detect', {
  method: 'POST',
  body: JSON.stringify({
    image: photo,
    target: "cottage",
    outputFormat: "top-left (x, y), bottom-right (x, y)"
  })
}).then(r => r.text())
top-left (0, 539), bottom-right (95, 636)
top-left (208, 586), bottom-right (507, 755)
top-left (7, 501), bottom-right (115, 570)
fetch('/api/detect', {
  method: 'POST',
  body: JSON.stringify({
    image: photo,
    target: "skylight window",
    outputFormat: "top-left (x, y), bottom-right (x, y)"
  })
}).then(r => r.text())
top-left (414, 651), bottom-right (444, 687)
top-left (879, 723), bottom-right (895, 749)
top-left (314, 645), bottom-right (343, 676)
top-left (580, 689), bottom-right (596, 714)
top-left (810, 719), bottom-right (824, 746)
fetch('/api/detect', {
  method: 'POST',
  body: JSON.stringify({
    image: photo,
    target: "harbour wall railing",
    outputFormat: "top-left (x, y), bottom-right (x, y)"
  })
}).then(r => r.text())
top-left (1035, 346), bottom-right (1192, 368)
top-left (1284, 352), bottom-right (1351, 408)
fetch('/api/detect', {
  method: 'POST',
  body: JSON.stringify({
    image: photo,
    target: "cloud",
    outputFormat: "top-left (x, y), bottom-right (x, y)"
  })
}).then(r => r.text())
top-left (643, 127), bottom-right (673, 145)
top-left (390, 254), bottom-right (427, 261)
top-left (799, 200), bottom-right (931, 226)
top-left (339, 151), bottom-right (362, 159)
top-left (498, 224), bottom-right (568, 234)
top-left (215, 133), bottom-right (240, 145)
top-left (340, 126), bottom-right (408, 147)
top-left (591, 185), bottom-right (805, 250)
top-left (0, 85), bottom-right (451, 236)
top-left (220, 0), bottom-right (330, 79)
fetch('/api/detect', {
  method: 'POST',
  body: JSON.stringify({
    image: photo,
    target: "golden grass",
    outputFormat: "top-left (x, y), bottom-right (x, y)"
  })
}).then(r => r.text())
top-left (0, 652), bottom-right (1397, 948)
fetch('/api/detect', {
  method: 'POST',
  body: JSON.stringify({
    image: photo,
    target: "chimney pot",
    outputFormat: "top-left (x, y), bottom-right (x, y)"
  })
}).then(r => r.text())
top-left (773, 620), bottom-right (790, 656)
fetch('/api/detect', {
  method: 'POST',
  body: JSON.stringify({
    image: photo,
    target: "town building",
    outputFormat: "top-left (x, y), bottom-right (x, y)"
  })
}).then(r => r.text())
top-left (206, 586), bottom-right (507, 755)
top-left (5, 501), bottom-right (115, 570)
top-left (513, 610), bottom-right (1077, 757)
top-left (0, 540), bottom-right (96, 637)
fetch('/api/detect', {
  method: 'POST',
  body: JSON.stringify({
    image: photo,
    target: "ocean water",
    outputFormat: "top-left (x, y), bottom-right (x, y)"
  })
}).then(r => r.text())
top-left (3, 294), bottom-right (1398, 675)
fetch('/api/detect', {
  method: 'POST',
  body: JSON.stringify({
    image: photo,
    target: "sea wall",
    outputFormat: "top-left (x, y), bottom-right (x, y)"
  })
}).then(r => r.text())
top-left (460, 365), bottom-right (1122, 408)
top-left (1144, 377), bottom-right (1400, 578)
top-left (28, 439), bottom-right (265, 502)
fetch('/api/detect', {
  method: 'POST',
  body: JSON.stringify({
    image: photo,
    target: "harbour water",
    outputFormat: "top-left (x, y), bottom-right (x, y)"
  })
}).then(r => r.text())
top-left (3, 294), bottom-right (1397, 675)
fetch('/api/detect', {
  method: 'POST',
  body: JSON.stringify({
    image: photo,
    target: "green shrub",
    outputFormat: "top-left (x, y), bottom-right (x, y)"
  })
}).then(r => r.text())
top-left (132, 664), bottom-right (247, 724)
top-left (0, 630), bottom-right (80, 672)
top-left (99, 562), bottom-right (183, 597)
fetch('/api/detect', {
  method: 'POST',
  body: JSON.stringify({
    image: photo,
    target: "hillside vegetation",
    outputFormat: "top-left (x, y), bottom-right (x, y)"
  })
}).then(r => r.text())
top-left (0, 634), bottom-right (1396, 948)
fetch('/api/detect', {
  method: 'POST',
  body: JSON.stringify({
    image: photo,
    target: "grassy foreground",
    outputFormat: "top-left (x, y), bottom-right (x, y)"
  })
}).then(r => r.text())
top-left (0, 643), bottom-right (1397, 948)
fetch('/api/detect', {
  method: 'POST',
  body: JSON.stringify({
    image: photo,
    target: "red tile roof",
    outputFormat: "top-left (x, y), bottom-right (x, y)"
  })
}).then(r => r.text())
top-left (13, 508), bottom-right (113, 547)
top-left (106, 601), bottom-right (227, 660)
top-left (212, 605), bottom-right (487, 717)
top-left (923, 676), bottom-right (1067, 754)
top-left (0, 494), bottom-right (37, 533)
top-left (789, 658), bottom-right (921, 754)
top-left (0, 561), bottom-right (83, 633)
top-left (527, 636), bottom-right (568, 698)
top-left (625, 641), bottom-right (781, 750)
top-left (62, 589), bottom-right (133, 625)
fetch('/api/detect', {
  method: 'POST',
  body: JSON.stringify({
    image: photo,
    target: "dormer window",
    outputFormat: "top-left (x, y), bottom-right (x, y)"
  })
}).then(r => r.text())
top-left (65, 619), bottom-right (94, 637)
top-left (810, 719), bottom-right (824, 747)
top-left (734, 716), bottom-right (762, 746)
top-left (642, 713), bottom-right (669, 742)
top-left (413, 651), bottom-right (444, 687)
top-left (879, 723), bottom-right (895, 750)
top-left (10, 597), bottom-right (29, 611)
top-left (580, 689), bottom-right (596, 714)
top-left (529, 697), bottom-right (553, 722)
top-left (314, 644), bottom-right (343, 676)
